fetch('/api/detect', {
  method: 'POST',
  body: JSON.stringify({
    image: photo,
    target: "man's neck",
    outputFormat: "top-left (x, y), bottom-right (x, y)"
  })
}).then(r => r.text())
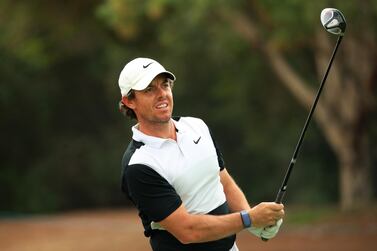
top-left (137, 119), bottom-right (177, 141)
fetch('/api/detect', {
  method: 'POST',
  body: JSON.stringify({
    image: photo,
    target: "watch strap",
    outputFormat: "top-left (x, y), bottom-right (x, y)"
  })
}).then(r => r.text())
top-left (240, 210), bottom-right (252, 228)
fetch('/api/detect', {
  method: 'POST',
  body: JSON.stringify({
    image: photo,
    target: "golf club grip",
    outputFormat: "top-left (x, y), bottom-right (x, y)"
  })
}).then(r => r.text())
top-left (275, 190), bottom-right (285, 204)
top-left (261, 191), bottom-right (284, 242)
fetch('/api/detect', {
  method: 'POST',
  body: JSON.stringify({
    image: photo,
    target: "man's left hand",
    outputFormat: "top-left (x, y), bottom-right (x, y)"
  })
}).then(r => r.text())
top-left (260, 219), bottom-right (283, 240)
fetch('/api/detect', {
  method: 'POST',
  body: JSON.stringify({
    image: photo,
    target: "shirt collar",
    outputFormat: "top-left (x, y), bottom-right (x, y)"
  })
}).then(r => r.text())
top-left (132, 119), bottom-right (183, 149)
top-left (172, 118), bottom-right (185, 133)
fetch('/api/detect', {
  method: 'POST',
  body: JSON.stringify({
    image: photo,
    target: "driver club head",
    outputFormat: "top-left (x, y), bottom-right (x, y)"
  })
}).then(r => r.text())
top-left (320, 8), bottom-right (346, 36)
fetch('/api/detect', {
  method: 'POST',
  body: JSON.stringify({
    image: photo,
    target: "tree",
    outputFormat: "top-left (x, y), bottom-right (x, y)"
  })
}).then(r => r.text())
top-left (0, 0), bottom-right (127, 212)
top-left (221, 1), bottom-right (376, 210)
top-left (98, 0), bottom-right (376, 210)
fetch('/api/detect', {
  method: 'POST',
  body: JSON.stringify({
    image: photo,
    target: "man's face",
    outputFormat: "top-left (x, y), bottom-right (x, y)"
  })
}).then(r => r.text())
top-left (124, 74), bottom-right (174, 125)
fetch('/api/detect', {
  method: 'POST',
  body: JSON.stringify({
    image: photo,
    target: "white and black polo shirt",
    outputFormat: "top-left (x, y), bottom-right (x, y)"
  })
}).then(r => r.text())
top-left (121, 117), bottom-right (236, 251)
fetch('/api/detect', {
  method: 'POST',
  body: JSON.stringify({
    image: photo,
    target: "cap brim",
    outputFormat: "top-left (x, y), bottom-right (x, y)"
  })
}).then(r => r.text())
top-left (132, 70), bottom-right (176, 91)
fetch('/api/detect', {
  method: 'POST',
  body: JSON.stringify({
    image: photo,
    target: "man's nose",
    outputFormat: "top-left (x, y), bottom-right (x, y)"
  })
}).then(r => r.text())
top-left (155, 84), bottom-right (167, 96)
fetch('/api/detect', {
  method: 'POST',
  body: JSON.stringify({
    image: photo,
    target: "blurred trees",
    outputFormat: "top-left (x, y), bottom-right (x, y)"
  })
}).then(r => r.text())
top-left (220, 1), bottom-right (377, 209)
top-left (98, 0), bottom-right (377, 210)
top-left (0, 0), bottom-right (126, 212)
top-left (1, 0), bottom-right (376, 213)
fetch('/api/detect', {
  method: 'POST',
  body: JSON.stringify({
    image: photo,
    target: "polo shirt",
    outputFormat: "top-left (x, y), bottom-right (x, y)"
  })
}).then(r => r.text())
top-left (121, 116), bottom-right (236, 250)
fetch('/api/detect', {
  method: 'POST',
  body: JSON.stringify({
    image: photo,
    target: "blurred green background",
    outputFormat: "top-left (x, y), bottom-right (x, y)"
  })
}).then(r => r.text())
top-left (1, 0), bottom-right (376, 214)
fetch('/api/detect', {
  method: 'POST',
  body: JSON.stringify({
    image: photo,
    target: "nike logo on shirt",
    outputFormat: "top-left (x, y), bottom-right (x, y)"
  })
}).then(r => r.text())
top-left (193, 136), bottom-right (201, 144)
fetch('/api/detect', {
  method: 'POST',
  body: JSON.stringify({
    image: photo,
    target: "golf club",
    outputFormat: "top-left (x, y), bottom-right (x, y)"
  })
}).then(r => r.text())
top-left (262, 8), bottom-right (346, 241)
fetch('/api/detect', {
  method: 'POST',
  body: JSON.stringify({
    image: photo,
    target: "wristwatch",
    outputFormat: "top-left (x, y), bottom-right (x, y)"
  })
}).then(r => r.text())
top-left (240, 210), bottom-right (252, 228)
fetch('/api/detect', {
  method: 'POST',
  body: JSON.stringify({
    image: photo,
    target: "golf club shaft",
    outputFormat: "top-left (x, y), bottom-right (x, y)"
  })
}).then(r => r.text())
top-left (261, 35), bottom-right (343, 242)
top-left (275, 35), bottom-right (342, 204)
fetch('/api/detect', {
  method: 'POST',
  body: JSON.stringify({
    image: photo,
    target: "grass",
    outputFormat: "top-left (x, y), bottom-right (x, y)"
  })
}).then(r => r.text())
top-left (284, 204), bottom-right (343, 225)
top-left (284, 202), bottom-right (377, 225)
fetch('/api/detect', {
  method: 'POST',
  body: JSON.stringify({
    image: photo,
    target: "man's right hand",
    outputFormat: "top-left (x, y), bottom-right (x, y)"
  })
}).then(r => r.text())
top-left (248, 202), bottom-right (284, 228)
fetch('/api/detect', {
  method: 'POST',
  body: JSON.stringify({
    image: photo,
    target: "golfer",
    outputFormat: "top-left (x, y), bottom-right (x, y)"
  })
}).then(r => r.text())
top-left (118, 57), bottom-right (285, 251)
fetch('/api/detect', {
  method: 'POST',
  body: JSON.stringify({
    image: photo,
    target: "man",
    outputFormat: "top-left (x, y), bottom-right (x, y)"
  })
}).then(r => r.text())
top-left (118, 57), bottom-right (284, 251)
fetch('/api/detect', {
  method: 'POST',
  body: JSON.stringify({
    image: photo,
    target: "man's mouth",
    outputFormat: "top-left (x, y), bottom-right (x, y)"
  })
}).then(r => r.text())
top-left (156, 103), bottom-right (168, 109)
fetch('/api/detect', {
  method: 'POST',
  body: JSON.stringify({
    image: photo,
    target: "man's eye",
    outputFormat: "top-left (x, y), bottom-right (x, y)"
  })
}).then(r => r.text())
top-left (144, 87), bottom-right (153, 93)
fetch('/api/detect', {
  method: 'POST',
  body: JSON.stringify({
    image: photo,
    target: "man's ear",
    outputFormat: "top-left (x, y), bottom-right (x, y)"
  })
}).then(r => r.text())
top-left (121, 96), bottom-right (136, 109)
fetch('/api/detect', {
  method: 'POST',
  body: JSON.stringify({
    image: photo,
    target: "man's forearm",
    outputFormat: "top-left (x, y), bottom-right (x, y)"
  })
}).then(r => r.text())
top-left (160, 169), bottom-right (282, 244)
top-left (160, 205), bottom-right (244, 244)
top-left (220, 169), bottom-right (251, 212)
top-left (160, 199), bottom-right (284, 244)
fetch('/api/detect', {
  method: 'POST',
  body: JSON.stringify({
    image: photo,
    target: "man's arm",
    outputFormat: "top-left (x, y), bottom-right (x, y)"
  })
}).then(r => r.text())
top-left (158, 168), bottom-right (284, 244)
top-left (220, 168), bottom-right (286, 229)
top-left (159, 204), bottom-right (244, 244)
top-left (220, 168), bottom-right (251, 212)
top-left (159, 200), bottom-right (283, 244)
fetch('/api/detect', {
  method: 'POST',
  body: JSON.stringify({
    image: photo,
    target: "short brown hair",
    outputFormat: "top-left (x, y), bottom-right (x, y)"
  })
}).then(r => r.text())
top-left (119, 91), bottom-right (137, 119)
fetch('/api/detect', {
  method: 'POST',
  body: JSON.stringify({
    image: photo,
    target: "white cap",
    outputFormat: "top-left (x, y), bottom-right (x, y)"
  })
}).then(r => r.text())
top-left (118, 57), bottom-right (176, 96)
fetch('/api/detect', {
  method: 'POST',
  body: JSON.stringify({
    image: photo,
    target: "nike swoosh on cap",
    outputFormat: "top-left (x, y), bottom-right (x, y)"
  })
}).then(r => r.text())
top-left (143, 62), bottom-right (153, 68)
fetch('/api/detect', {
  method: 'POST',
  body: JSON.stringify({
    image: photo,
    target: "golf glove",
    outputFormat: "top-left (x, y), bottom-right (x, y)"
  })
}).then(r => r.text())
top-left (261, 219), bottom-right (283, 239)
top-left (247, 225), bottom-right (263, 237)
top-left (247, 219), bottom-right (283, 240)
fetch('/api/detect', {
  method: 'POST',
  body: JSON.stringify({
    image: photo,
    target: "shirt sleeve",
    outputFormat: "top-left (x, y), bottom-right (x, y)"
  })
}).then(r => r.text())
top-left (122, 164), bottom-right (182, 222)
top-left (209, 129), bottom-right (226, 170)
